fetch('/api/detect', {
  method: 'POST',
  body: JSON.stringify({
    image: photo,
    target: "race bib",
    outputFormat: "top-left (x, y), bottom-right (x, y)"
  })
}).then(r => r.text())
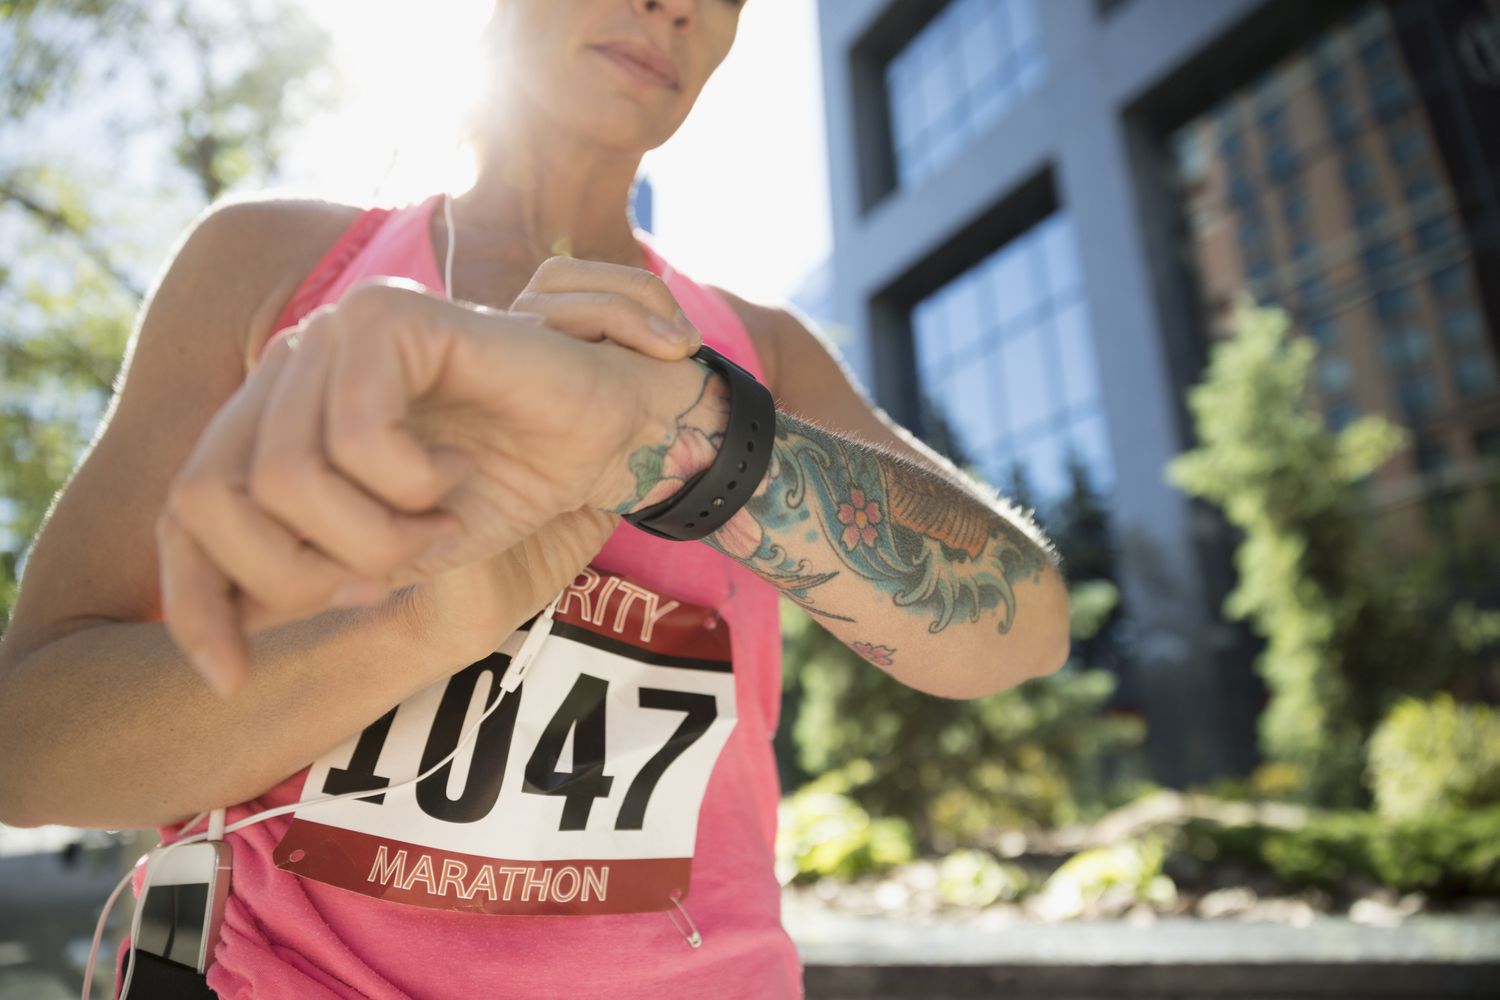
top-left (272, 566), bottom-right (736, 916)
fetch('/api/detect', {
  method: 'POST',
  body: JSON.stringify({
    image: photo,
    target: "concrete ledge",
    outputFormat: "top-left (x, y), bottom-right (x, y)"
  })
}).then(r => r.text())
top-left (789, 911), bottom-right (1500, 998)
top-left (803, 962), bottom-right (1500, 999)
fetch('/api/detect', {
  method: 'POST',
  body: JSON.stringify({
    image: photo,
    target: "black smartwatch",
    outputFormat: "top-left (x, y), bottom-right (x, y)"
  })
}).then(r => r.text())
top-left (624, 344), bottom-right (776, 542)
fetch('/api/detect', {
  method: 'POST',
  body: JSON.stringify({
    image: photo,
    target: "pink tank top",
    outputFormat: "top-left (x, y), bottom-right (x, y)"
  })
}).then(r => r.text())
top-left (117, 193), bottom-right (802, 999)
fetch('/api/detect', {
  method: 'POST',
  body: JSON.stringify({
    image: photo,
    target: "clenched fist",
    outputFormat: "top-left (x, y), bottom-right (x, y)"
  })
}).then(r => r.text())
top-left (159, 263), bottom-right (726, 698)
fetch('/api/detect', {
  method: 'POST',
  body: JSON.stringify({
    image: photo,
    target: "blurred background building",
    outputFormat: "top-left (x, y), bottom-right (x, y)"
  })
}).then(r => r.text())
top-left (811, 0), bottom-right (1500, 785)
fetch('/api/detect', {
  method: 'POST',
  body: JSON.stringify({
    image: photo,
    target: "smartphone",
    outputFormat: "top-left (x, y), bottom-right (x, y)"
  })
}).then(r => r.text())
top-left (134, 840), bottom-right (233, 975)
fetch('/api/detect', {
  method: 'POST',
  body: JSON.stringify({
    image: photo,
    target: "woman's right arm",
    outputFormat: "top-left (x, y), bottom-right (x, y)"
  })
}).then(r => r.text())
top-left (0, 200), bottom-right (485, 830)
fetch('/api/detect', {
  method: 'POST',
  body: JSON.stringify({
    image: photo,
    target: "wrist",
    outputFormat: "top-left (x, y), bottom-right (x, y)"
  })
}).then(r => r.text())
top-left (592, 354), bottom-right (730, 515)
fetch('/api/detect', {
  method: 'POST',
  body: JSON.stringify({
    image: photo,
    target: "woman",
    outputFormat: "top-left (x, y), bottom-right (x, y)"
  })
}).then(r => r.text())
top-left (0, 1), bottom-right (1071, 997)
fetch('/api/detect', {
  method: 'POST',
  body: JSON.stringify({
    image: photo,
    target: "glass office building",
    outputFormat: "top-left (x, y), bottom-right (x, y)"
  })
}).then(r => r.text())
top-left (1169, 3), bottom-right (1499, 558)
top-left (912, 212), bottom-right (1113, 506)
top-left (816, 0), bottom-right (1500, 782)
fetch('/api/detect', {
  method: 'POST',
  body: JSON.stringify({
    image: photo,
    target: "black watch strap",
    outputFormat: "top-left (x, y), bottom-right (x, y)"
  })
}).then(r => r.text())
top-left (624, 344), bottom-right (776, 542)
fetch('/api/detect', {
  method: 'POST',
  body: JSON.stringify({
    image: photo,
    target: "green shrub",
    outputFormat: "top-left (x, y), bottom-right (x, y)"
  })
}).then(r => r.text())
top-left (776, 764), bottom-right (916, 883)
top-left (937, 849), bottom-right (1030, 907)
top-left (1365, 808), bottom-right (1500, 894)
top-left (1035, 837), bottom-right (1177, 918)
top-left (780, 585), bottom-right (1147, 851)
top-left (1179, 805), bottom-right (1500, 897)
top-left (1367, 694), bottom-right (1500, 820)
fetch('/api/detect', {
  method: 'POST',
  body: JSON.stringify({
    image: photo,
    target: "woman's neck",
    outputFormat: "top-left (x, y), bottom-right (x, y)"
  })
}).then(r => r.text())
top-left (456, 114), bottom-right (649, 270)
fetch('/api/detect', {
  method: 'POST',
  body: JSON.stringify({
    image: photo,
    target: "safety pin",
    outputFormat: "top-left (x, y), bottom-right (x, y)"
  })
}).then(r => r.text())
top-left (668, 889), bottom-right (703, 948)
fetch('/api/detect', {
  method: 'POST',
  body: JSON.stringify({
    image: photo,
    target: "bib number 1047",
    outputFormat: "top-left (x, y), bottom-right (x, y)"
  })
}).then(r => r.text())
top-left (319, 653), bottom-right (718, 832)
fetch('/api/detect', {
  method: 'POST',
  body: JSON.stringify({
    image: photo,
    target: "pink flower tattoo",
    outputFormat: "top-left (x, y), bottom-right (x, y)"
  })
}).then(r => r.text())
top-left (837, 489), bottom-right (882, 550)
top-left (851, 641), bottom-right (896, 666)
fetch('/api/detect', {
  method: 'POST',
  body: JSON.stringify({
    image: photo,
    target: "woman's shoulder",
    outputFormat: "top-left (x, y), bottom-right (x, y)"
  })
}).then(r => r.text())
top-left (182, 193), bottom-right (373, 373)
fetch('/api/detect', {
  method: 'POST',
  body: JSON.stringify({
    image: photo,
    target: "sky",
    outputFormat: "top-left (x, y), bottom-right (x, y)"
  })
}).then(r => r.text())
top-left (282, 0), bottom-right (832, 306)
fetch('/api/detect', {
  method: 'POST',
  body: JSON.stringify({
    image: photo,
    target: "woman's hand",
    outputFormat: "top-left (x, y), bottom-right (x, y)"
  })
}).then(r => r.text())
top-left (389, 506), bottom-right (621, 671)
top-left (160, 256), bottom-right (706, 697)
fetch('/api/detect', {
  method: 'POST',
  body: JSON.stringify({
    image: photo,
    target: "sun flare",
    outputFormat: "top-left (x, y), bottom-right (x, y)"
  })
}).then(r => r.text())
top-left (282, 0), bottom-right (828, 305)
top-left (285, 0), bottom-right (492, 205)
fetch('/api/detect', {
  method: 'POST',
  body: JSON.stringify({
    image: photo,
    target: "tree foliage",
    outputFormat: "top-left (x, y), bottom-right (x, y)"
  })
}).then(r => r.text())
top-left (0, 0), bottom-right (333, 628)
top-left (1367, 693), bottom-right (1500, 820)
top-left (1165, 304), bottom-right (1497, 805)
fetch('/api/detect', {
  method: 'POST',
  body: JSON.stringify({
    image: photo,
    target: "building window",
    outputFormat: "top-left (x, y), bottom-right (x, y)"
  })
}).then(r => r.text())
top-left (1328, 102), bottom-right (1359, 142)
top-left (1228, 172), bottom-right (1256, 206)
top-left (1363, 239), bottom-right (1400, 273)
top-left (1443, 310), bottom-right (1481, 346)
top-left (1299, 276), bottom-right (1328, 307)
top-left (1238, 213), bottom-right (1267, 251)
top-left (1403, 174), bottom-right (1438, 205)
top-left (1220, 127), bottom-right (1243, 161)
top-left (1309, 316), bottom-right (1338, 347)
top-left (1344, 154), bottom-right (1376, 190)
top-left (1455, 355), bottom-right (1497, 398)
top-left (1359, 34), bottom-right (1394, 70)
top-left (1283, 190), bottom-right (1308, 228)
top-left (1397, 373), bottom-right (1437, 418)
top-left (1266, 142), bottom-right (1298, 182)
top-left (1390, 129), bottom-right (1426, 165)
top-left (1381, 328), bottom-right (1429, 366)
top-left (1259, 103), bottom-right (1288, 136)
top-left (911, 212), bottom-right (1114, 507)
top-left (1431, 264), bottom-right (1466, 300)
top-left (1214, 102), bottom-right (1241, 141)
top-left (1354, 198), bottom-right (1385, 229)
top-left (887, 0), bottom-right (1047, 189)
top-left (1318, 356), bottom-right (1353, 394)
top-left (1327, 402), bottom-right (1359, 432)
top-left (1246, 251), bottom-right (1273, 288)
top-left (1415, 437), bottom-right (1453, 473)
top-left (1371, 76), bottom-right (1410, 119)
top-left (1415, 216), bottom-right (1452, 252)
top-left (1317, 63), bottom-right (1348, 97)
top-left (1375, 286), bottom-right (1414, 319)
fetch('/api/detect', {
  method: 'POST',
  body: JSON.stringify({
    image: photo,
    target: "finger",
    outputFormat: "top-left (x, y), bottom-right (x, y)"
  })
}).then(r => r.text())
top-left (158, 511), bottom-right (248, 700)
top-left (170, 331), bottom-right (390, 618)
top-left (249, 319), bottom-right (463, 580)
top-left (176, 473), bottom-right (386, 619)
top-left (161, 331), bottom-right (294, 668)
top-left (516, 256), bottom-right (700, 355)
top-left (322, 295), bottom-right (470, 513)
top-left (508, 289), bottom-right (698, 360)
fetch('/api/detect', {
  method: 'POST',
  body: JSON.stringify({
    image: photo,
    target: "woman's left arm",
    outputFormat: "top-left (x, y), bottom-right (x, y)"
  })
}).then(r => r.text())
top-left (617, 296), bottom-right (1071, 700)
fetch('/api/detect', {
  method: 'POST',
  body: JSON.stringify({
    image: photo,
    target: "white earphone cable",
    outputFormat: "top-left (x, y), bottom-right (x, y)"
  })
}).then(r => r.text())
top-left (87, 586), bottom-right (567, 1000)
top-left (89, 189), bottom-right (698, 999)
top-left (444, 190), bottom-right (457, 299)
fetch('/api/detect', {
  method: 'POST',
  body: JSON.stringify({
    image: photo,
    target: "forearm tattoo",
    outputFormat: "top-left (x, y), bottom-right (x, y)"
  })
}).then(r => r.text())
top-left (616, 373), bottom-right (1058, 661)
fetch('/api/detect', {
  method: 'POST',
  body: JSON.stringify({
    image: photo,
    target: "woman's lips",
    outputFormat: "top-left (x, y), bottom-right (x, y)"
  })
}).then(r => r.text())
top-left (593, 46), bottom-right (678, 91)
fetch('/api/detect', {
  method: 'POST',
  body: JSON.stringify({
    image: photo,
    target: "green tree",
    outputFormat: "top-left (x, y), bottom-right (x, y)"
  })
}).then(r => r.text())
top-left (0, 0), bottom-right (333, 627)
top-left (780, 587), bottom-right (1143, 852)
top-left (1165, 304), bottom-right (1493, 805)
top-left (1048, 449), bottom-right (1130, 683)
